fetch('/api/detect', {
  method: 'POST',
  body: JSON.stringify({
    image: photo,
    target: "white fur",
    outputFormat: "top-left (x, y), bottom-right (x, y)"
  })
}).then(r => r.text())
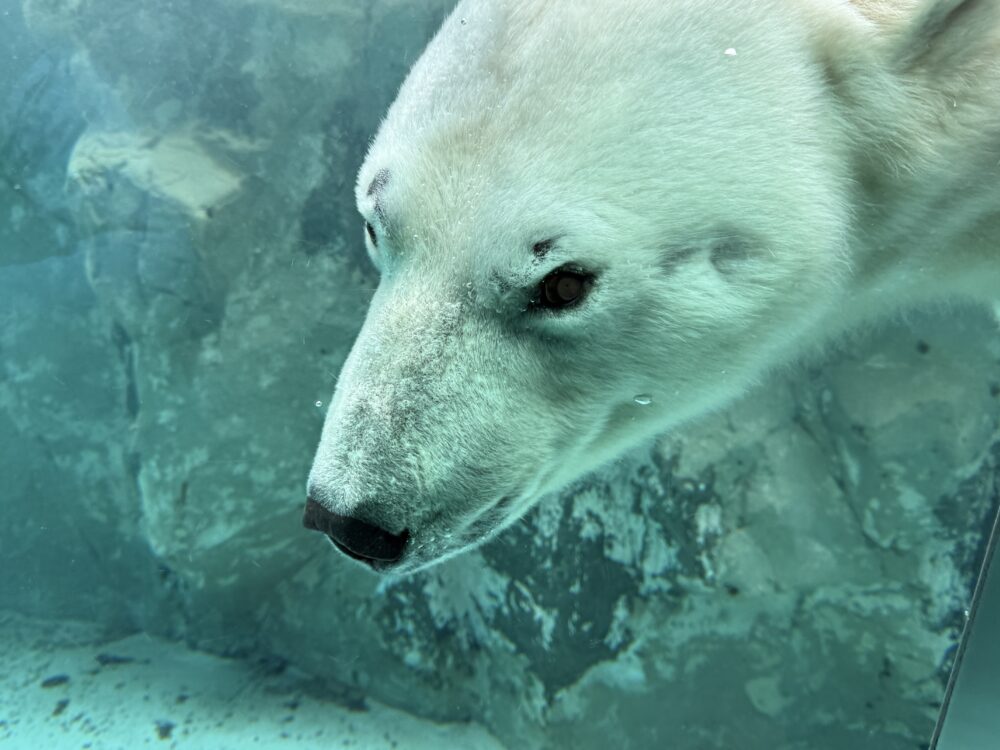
top-left (309, 0), bottom-right (1000, 573)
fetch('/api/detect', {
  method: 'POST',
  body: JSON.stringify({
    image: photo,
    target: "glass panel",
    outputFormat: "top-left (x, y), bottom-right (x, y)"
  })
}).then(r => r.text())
top-left (932, 510), bottom-right (1000, 750)
top-left (1, 1), bottom-right (997, 749)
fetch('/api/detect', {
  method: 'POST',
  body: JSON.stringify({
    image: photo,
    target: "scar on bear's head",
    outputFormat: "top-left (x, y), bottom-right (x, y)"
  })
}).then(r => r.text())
top-left (531, 237), bottom-right (560, 260)
top-left (366, 168), bottom-right (391, 221)
top-left (366, 168), bottom-right (390, 197)
top-left (659, 229), bottom-right (756, 276)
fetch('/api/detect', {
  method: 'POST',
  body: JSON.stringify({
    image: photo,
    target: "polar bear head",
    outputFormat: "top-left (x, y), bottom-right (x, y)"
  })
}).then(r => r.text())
top-left (305, 0), bottom-right (991, 572)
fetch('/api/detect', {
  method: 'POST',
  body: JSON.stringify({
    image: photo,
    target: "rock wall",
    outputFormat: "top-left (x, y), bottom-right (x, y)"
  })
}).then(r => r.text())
top-left (1, 1), bottom-right (998, 748)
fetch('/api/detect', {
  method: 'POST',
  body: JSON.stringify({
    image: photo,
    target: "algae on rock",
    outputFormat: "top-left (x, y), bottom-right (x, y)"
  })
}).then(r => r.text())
top-left (0, 1), bottom-right (997, 748)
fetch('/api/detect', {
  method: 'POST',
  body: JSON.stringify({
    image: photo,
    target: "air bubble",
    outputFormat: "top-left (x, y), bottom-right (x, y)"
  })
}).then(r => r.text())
top-left (633, 394), bottom-right (652, 406)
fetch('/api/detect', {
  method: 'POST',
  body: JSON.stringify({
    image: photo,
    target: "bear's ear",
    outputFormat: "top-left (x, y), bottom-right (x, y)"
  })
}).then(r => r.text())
top-left (816, 0), bottom-right (999, 178)
top-left (890, 0), bottom-right (1000, 72)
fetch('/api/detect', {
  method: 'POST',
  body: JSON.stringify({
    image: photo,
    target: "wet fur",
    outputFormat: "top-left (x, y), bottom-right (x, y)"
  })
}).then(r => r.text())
top-left (309, 0), bottom-right (1000, 573)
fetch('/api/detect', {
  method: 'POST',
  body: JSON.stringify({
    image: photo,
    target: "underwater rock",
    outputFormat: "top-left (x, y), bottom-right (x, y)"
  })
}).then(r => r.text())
top-left (0, 3), bottom-right (83, 267)
top-left (1, 1), bottom-right (997, 749)
top-left (69, 131), bottom-right (243, 222)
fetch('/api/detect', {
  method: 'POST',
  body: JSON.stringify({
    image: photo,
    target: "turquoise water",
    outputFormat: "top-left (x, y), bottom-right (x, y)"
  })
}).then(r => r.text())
top-left (1, 1), bottom-right (998, 748)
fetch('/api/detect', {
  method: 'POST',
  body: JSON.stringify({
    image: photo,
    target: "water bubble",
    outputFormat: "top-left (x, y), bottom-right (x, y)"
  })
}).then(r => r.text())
top-left (633, 394), bottom-right (652, 406)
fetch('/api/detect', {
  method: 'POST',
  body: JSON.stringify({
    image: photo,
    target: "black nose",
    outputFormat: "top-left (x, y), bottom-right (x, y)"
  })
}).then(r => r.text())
top-left (302, 498), bottom-right (409, 565)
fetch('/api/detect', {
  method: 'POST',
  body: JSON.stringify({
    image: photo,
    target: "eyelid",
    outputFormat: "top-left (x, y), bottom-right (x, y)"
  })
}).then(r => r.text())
top-left (536, 262), bottom-right (589, 284)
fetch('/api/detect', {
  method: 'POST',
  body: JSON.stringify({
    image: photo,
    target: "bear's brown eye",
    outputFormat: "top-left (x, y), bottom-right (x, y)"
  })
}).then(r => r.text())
top-left (365, 221), bottom-right (377, 246)
top-left (538, 268), bottom-right (591, 310)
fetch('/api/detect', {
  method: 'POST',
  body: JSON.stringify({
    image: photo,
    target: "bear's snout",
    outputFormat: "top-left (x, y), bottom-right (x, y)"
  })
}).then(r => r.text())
top-left (302, 497), bottom-right (409, 568)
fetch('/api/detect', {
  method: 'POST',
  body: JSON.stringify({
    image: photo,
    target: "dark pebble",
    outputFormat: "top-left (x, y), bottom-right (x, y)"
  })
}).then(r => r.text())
top-left (155, 720), bottom-right (175, 740)
top-left (96, 653), bottom-right (134, 666)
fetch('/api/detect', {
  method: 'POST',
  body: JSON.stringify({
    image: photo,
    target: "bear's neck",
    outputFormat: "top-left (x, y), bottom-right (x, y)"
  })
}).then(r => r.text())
top-left (839, 136), bottom-right (1000, 328)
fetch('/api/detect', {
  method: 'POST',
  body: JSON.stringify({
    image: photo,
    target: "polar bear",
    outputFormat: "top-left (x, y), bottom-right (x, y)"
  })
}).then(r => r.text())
top-left (304, 0), bottom-right (1000, 573)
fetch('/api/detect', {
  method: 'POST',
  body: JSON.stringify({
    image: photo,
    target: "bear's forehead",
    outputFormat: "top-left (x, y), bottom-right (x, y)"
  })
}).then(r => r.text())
top-left (363, 9), bottom-right (830, 200)
top-left (356, 0), bottom-right (848, 275)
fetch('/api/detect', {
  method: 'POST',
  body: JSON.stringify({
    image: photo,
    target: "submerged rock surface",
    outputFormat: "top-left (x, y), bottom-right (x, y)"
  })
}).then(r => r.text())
top-left (1, 1), bottom-right (998, 748)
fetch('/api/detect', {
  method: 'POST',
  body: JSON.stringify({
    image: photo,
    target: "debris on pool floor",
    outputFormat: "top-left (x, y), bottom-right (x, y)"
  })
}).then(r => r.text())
top-left (0, 612), bottom-right (505, 750)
